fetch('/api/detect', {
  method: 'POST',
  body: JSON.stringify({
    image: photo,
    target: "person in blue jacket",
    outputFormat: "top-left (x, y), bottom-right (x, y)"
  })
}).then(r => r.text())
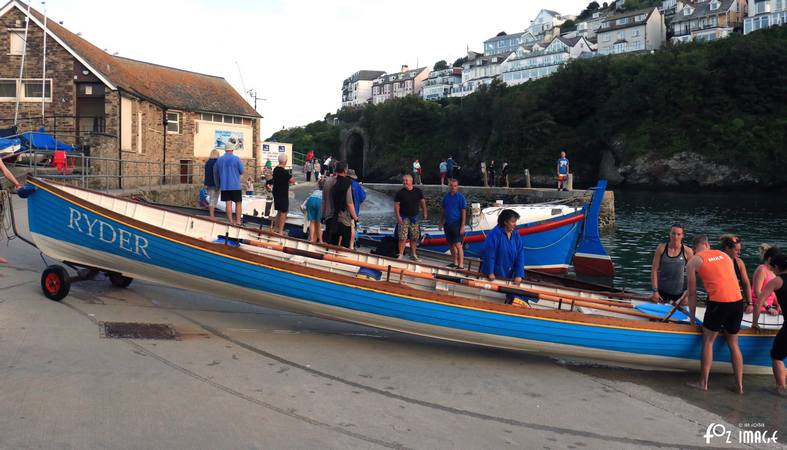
top-left (480, 209), bottom-right (525, 284)
top-left (348, 169), bottom-right (366, 249)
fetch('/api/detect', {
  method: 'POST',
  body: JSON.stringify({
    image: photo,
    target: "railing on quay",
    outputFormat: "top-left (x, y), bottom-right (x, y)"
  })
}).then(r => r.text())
top-left (11, 150), bottom-right (206, 191)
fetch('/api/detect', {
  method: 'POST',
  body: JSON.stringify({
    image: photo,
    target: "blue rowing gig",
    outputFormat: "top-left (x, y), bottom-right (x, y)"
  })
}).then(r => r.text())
top-left (21, 178), bottom-right (776, 374)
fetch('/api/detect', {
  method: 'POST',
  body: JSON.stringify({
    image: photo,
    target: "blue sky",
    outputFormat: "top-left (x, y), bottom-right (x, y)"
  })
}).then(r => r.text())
top-left (44, 0), bottom-right (590, 137)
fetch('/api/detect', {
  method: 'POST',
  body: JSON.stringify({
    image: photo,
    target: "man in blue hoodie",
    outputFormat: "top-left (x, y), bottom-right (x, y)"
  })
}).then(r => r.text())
top-left (481, 209), bottom-right (525, 284)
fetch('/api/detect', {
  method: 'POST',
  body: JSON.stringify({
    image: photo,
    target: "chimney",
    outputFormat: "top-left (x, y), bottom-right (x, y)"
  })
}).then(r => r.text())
top-left (400, 64), bottom-right (409, 73)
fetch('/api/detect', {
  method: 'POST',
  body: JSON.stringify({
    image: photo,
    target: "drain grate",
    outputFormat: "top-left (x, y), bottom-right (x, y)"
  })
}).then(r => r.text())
top-left (101, 322), bottom-right (177, 340)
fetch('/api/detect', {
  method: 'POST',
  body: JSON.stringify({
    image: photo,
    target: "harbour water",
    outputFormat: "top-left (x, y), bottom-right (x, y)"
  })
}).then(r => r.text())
top-left (346, 186), bottom-right (787, 292)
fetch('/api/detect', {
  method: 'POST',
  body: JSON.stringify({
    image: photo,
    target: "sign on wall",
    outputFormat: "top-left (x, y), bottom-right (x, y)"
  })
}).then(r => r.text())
top-left (215, 130), bottom-right (245, 151)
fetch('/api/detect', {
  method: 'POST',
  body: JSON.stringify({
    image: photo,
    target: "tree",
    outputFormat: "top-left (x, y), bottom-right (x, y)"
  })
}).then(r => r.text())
top-left (453, 56), bottom-right (468, 67)
top-left (588, 1), bottom-right (600, 10)
top-left (561, 19), bottom-right (576, 32)
top-left (433, 60), bottom-right (449, 71)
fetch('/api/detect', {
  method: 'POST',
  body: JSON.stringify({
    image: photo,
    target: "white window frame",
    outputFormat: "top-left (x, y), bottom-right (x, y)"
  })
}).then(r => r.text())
top-left (166, 111), bottom-right (181, 134)
top-left (20, 79), bottom-right (53, 102)
top-left (8, 29), bottom-right (25, 56)
top-left (0, 78), bottom-right (17, 101)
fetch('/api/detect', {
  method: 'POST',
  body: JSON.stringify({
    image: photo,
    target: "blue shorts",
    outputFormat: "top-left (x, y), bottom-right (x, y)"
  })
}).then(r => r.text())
top-left (306, 197), bottom-right (322, 222)
top-left (444, 222), bottom-right (462, 244)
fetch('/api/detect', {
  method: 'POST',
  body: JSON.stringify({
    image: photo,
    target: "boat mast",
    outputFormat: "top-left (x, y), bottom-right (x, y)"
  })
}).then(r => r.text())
top-left (41, 1), bottom-right (47, 123)
top-left (13, 1), bottom-right (33, 126)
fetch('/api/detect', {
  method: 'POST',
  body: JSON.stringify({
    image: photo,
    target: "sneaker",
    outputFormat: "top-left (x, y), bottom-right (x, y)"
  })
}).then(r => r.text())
top-left (410, 255), bottom-right (421, 262)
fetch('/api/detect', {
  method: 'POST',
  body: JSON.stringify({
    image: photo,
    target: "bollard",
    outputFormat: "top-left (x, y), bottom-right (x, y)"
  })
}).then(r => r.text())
top-left (524, 169), bottom-right (531, 188)
top-left (567, 173), bottom-right (574, 191)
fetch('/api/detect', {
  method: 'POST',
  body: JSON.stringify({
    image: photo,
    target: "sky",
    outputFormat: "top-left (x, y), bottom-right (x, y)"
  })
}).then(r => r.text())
top-left (43, 0), bottom-right (590, 139)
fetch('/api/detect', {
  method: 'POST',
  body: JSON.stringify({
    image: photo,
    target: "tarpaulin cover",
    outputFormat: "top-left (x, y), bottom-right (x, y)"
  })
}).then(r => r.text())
top-left (20, 128), bottom-right (75, 151)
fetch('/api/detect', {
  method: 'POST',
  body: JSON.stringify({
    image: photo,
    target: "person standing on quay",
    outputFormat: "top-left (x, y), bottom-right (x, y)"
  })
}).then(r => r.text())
top-left (488, 160), bottom-right (496, 187)
top-left (203, 149), bottom-right (220, 219)
top-left (268, 153), bottom-right (296, 234)
top-left (501, 162), bottom-right (510, 188)
top-left (720, 235), bottom-right (753, 308)
top-left (480, 160), bottom-right (487, 187)
top-left (412, 159), bottom-right (423, 185)
top-left (394, 174), bottom-right (427, 261)
top-left (440, 178), bottom-right (467, 269)
top-left (686, 235), bottom-right (745, 394)
top-left (214, 143), bottom-right (244, 225)
top-left (650, 224), bottom-right (694, 304)
top-left (748, 245), bottom-right (782, 315)
top-left (348, 169), bottom-right (366, 250)
top-left (304, 159), bottom-right (313, 182)
top-left (446, 156), bottom-right (456, 180)
top-left (330, 162), bottom-right (357, 248)
top-left (557, 151), bottom-right (570, 191)
top-left (752, 252), bottom-right (787, 396)
top-left (439, 159), bottom-right (448, 186)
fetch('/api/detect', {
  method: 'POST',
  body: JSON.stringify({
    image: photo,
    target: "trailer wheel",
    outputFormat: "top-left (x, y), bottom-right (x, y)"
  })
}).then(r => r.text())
top-left (41, 265), bottom-right (71, 301)
top-left (108, 273), bottom-right (133, 288)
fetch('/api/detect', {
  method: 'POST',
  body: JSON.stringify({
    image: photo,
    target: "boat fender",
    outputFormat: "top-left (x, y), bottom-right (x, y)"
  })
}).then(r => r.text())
top-left (357, 267), bottom-right (382, 281)
top-left (16, 183), bottom-right (36, 198)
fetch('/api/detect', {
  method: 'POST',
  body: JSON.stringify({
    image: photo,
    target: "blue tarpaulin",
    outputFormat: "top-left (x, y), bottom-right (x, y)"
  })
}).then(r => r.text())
top-left (0, 137), bottom-right (21, 152)
top-left (20, 128), bottom-right (74, 151)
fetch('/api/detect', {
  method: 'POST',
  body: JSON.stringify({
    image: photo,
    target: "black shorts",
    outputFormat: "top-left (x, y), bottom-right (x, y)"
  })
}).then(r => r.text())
top-left (273, 195), bottom-right (288, 212)
top-left (659, 290), bottom-right (685, 303)
top-left (702, 300), bottom-right (744, 335)
top-left (220, 190), bottom-right (242, 203)
top-left (771, 326), bottom-right (787, 361)
top-left (444, 222), bottom-right (463, 244)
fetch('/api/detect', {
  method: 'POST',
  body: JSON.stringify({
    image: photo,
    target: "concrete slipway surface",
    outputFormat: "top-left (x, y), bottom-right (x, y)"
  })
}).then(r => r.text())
top-left (1, 196), bottom-right (784, 450)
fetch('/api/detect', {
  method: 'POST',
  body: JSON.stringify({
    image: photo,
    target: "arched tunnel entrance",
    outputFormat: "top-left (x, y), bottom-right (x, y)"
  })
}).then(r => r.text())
top-left (341, 128), bottom-right (368, 180)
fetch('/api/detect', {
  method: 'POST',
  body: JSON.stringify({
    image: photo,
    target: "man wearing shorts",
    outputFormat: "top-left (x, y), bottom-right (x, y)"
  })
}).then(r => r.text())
top-left (687, 235), bottom-right (745, 394)
top-left (556, 151), bottom-right (569, 191)
top-left (394, 174), bottom-right (427, 261)
top-left (440, 179), bottom-right (466, 268)
top-left (213, 143), bottom-right (244, 225)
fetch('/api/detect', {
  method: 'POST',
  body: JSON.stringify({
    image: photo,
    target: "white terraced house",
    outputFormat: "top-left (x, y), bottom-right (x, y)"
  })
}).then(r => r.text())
top-left (526, 9), bottom-right (572, 44)
top-left (744, 0), bottom-right (787, 34)
top-left (500, 37), bottom-right (594, 86)
top-left (671, 0), bottom-right (746, 43)
top-left (421, 67), bottom-right (462, 101)
top-left (342, 70), bottom-right (386, 108)
top-left (449, 51), bottom-right (510, 98)
top-left (596, 7), bottom-right (666, 55)
top-left (371, 66), bottom-right (430, 105)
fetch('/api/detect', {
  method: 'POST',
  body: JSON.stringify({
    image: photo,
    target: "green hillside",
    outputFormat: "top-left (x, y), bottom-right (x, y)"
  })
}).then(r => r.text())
top-left (271, 26), bottom-right (787, 187)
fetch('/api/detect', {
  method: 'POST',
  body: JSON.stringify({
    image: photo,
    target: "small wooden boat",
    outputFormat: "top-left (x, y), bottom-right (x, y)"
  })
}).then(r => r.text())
top-left (21, 178), bottom-right (778, 373)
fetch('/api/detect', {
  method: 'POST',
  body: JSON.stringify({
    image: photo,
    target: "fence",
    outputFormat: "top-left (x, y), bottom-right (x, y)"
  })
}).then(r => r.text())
top-left (10, 150), bottom-right (206, 191)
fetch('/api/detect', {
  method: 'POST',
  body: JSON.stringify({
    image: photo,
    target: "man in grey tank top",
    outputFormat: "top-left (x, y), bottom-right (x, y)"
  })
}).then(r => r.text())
top-left (650, 224), bottom-right (694, 304)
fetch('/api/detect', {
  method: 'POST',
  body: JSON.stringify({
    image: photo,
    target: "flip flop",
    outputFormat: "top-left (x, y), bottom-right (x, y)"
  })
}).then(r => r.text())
top-left (0, 257), bottom-right (7, 264)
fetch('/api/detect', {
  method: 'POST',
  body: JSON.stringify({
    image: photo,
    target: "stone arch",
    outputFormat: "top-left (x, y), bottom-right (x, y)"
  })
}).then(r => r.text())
top-left (340, 127), bottom-right (369, 180)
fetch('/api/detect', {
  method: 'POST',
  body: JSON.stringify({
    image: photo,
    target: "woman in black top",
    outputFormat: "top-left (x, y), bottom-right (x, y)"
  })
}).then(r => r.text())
top-left (753, 252), bottom-right (787, 396)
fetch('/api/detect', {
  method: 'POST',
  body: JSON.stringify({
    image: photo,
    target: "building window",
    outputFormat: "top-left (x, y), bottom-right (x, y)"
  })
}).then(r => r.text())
top-left (632, 29), bottom-right (640, 37)
top-left (603, 33), bottom-right (611, 42)
top-left (166, 112), bottom-right (180, 134)
top-left (9, 29), bottom-right (25, 55)
top-left (618, 31), bottom-right (625, 39)
top-left (22, 79), bottom-right (52, 101)
top-left (121, 97), bottom-right (133, 151)
top-left (0, 79), bottom-right (16, 99)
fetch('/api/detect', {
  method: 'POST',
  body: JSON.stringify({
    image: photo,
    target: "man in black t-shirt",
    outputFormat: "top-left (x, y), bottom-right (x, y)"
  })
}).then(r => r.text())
top-left (394, 174), bottom-right (427, 260)
top-left (266, 153), bottom-right (295, 234)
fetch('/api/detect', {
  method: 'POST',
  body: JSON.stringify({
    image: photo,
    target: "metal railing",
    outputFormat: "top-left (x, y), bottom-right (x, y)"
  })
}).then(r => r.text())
top-left (11, 149), bottom-right (206, 191)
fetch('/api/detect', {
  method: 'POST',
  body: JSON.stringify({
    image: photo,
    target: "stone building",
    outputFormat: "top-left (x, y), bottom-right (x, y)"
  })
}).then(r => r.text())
top-left (0, 0), bottom-right (261, 189)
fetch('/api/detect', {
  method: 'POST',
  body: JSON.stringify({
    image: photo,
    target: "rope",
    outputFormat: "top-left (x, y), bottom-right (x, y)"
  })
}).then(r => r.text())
top-left (522, 222), bottom-right (578, 250)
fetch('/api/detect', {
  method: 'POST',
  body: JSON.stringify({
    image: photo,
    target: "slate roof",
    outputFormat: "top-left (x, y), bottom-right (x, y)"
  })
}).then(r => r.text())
top-left (484, 31), bottom-right (525, 43)
top-left (9, 0), bottom-right (260, 117)
top-left (372, 67), bottom-right (428, 85)
top-left (346, 70), bottom-right (387, 83)
top-left (671, 0), bottom-right (735, 23)
top-left (597, 7), bottom-right (657, 32)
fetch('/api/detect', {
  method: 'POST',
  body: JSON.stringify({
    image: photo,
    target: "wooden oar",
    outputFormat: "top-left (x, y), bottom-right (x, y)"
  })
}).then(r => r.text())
top-left (239, 237), bottom-right (632, 308)
top-left (236, 237), bottom-right (681, 322)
